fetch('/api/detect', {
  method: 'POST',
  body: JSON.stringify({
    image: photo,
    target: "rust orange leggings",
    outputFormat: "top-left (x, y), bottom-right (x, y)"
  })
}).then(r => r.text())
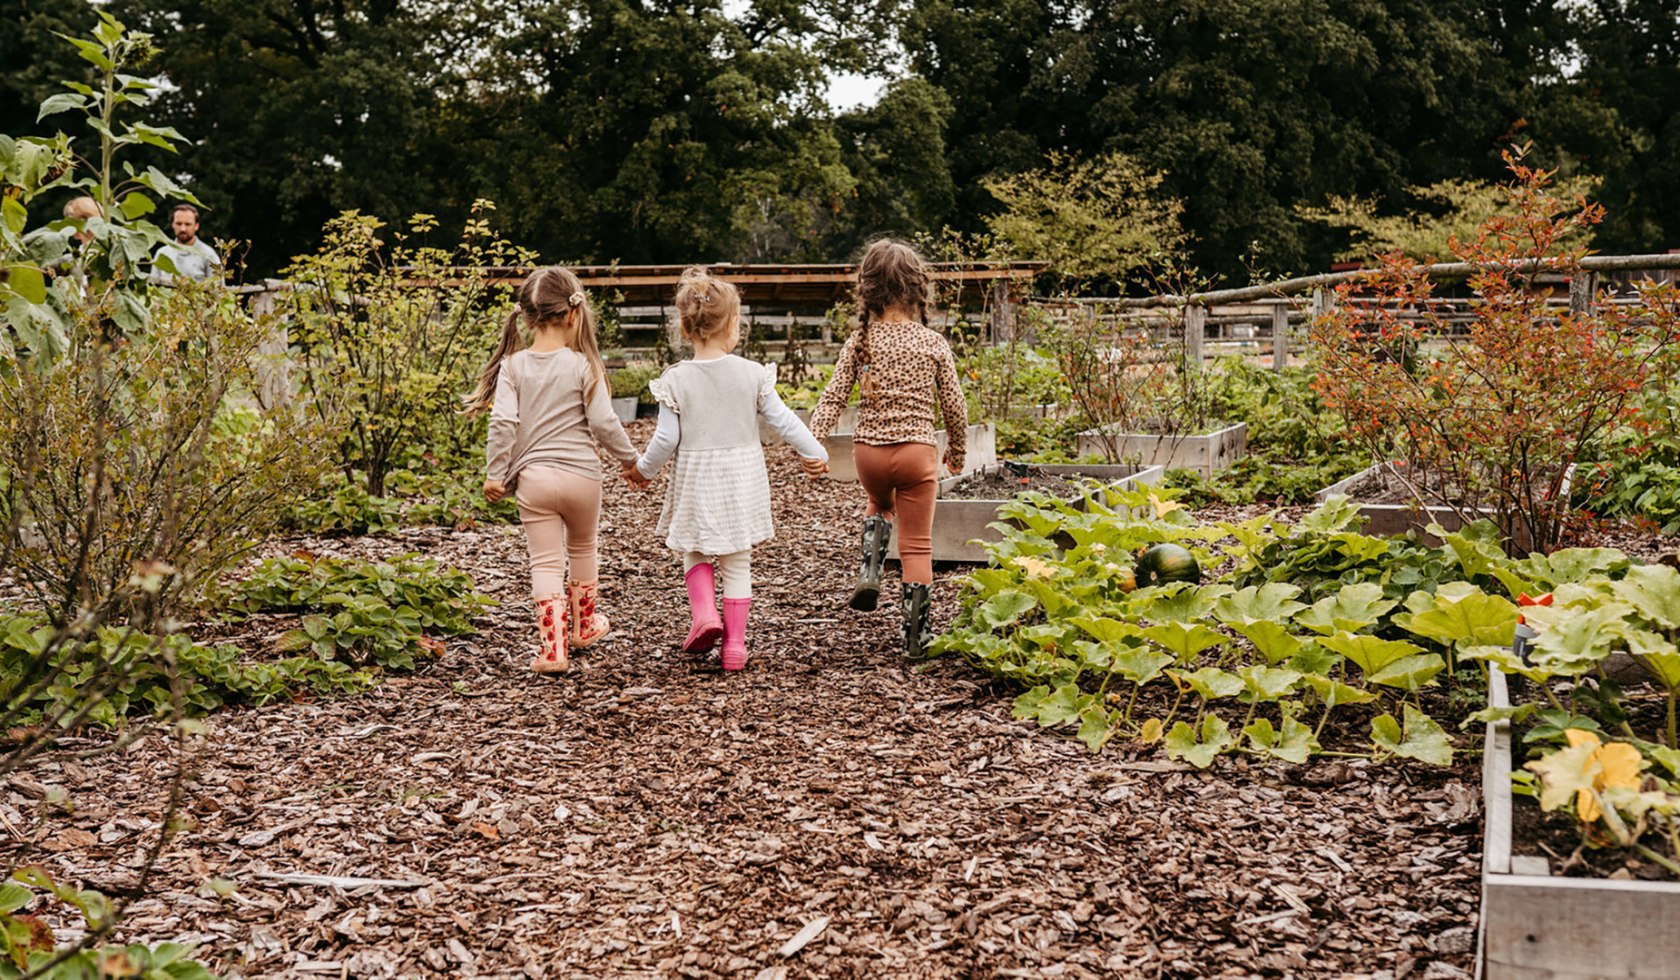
top-left (854, 442), bottom-right (939, 585)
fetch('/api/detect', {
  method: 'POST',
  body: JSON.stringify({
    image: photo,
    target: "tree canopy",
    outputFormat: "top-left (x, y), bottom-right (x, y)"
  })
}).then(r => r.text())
top-left (4, 0), bottom-right (1675, 282)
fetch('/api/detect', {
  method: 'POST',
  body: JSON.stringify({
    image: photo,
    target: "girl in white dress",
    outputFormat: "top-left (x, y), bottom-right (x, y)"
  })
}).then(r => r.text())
top-left (632, 268), bottom-right (829, 671)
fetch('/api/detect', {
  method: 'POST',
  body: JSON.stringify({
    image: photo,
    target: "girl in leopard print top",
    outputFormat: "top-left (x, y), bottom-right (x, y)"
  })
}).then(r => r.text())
top-left (810, 239), bottom-right (968, 656)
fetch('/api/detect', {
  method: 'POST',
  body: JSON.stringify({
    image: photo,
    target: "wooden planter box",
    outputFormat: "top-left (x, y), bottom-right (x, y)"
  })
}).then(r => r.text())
top-left (1316, 463), bottom-right (1573, 552)
top-left (611, 396), bottom-right (638, 424)
top-left (1478, 669), bottom-right (1680, 978)
top-left (1074, 422), bottom-right (1247, 476)
top-left (821, 423), bottom-right (997, 483)
top-left (760, 406), bottom-right (856, 446)
top-left (888, 464), bottom-right (1164, 563)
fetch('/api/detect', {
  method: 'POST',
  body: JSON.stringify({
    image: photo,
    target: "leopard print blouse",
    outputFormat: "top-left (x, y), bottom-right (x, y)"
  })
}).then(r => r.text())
top-left (810, 320), bottom-right (970, 471)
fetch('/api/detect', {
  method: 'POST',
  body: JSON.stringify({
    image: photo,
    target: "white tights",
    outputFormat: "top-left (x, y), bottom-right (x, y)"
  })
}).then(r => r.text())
top-left (684, 550), bottom-right (752, 599)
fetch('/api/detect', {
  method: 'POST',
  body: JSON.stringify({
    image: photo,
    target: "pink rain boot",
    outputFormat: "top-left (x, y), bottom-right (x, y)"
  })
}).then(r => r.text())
top-left (682, 563), bottom-right (725, 654)
top-left (530, 593), bottom-right (570, 674)
top-left (720, 597), bottom-right (752, 671)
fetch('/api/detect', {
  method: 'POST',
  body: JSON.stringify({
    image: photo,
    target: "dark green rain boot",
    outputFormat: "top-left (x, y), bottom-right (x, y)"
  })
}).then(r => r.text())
top-left (849, 515), bottom-right (892, 611)
top-left (902, 582), bottom-right (934, 658)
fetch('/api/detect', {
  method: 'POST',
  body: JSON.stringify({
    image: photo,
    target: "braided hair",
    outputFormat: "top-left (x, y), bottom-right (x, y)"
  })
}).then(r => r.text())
top-left (852, 239), bottom-right (935, 398)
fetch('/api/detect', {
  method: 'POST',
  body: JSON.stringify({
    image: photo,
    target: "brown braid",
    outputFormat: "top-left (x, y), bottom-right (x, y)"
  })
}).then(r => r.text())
top-left (853, 238), bottom-right (934, 399)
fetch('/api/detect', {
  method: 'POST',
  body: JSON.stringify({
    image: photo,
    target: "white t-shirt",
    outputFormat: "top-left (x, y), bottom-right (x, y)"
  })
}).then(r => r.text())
top-left (152, 238), bottom-right (221, 281)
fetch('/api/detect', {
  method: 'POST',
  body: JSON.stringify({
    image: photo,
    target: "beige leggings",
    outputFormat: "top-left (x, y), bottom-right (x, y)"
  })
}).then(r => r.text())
top-left (683, 550), bottom-right (752, 599)
top-left (515, 465), bottom-right (601, 597)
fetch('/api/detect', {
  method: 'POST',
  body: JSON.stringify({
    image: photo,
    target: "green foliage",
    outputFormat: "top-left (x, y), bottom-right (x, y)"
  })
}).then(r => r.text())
top-left (287, 466), bottom-right (519, 536)
top-left (234, 553), bottom-right (493, 671)
top-left (1299, 175), bottom-right (1600, 262)
top-left (0, 866), bottom-right (215, 979)
top-left (981, 149), bottom-right (1185, 287)
top-left (0, 610), bottom-right (374, 728)
top-left (610, 363), bottom-right (662, 404)
top-left (1, 282), bottom-right (334, 625)
top-left (930, 489), bottom-right (1494, 764)
top-left (1311, 149), bottom-right (1680, 553)
top-left (285, 205), bottom-right (533, 497)
top-left (3, 11), bottom-right (195, 362)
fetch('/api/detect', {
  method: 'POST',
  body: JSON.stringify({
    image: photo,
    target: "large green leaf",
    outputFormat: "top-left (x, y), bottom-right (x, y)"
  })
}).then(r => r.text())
top-left (1071, 615), bottom-right (1144, 647)
top-left (1609, 564), bottom-right (1680, 630)
top-left (1110, 648), bottom-right (1174, 685)
top-left (1243, 716), bottom-right (1318, 763)
top-left (1402, 589), bottom-right (1518, 649)
top-left (1303, 673), bottom-right (1378, 708)
top-left (1296, 583), bottom-right (1398, 635)
top-left (1367, 652), bottom-right (1447, 692)
top-left (1230, 620), bottom-right (1305, 665)
top-left (1298, 495), bottom-right (1367, 534)
top-left (1170, 667), bottom-right (1244, 700)
top-left (1370, 704), bottom-right (1453, 765)
top-left (1213, 584), bottom-right (1307, 625)
top-left (1163, 714), bottom-right (1234, 768)
top-left (1077, 703), bottom-right (1116, 752)
top-left (1318, 632), bottom-right (1425, 675)
top-left (1237, 665), bottom-right (1302, 701)
top-left (1523, 602), bottom-right (1632, 674)
top-left (978, 590), bottom-right (1038, 630)
top-left (1141, 621), bottom-right (1228, 662)
top-left (1435, 519), bottom-right (1508, 578)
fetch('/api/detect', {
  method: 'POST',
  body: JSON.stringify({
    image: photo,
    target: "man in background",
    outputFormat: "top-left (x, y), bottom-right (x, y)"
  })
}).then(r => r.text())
top-left (151, 203), bottom-right (221, 281)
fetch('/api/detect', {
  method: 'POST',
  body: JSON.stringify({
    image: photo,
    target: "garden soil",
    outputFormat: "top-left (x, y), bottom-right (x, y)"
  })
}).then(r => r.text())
top-left (4, 425), bottom-right (1484, 979)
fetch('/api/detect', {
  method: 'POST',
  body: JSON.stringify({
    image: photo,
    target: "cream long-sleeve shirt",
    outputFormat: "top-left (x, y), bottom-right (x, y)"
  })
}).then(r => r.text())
top-left (485, 348), bottom-right (639, 486)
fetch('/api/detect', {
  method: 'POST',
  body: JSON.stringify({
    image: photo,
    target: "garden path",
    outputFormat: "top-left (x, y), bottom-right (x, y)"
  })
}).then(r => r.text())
top-left (22, 430), bottom-right (1482, 978)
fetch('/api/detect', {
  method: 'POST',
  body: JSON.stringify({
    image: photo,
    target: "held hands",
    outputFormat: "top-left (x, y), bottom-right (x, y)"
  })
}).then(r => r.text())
top-left (483, 479), bottom-right (507, 503)
top-left (622, 461), bottom-right (651, 489)
top-left (801, 457), bottom-right (830, 480)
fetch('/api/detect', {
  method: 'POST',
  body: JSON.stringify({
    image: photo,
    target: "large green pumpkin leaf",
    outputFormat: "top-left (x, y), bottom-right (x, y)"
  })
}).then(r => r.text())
top-left (1402, 589), bottom-right (1518, 649)
top-left (1435, 520), bottom-right (1508, 578)
top-left (1230, 620), bottom-right (1305, 665)
top-left (1110, 649), bottom-right (1174, 685)
top-left (1244, 716), bottom-right (1318, 764)
top-left (1164, 714), bottom-right (1234, 768)
top-left (1303, 673), bottom-right (1377, 708)
top-left (1213, 584), bottom-right (1307, 626)
top-left (1367, 652), bottom-right (1447, 692)
top-left (1523, 603), bottom-right (1633, 674)
top-left (1071, 615), bottom-right (1144, 647)
top-left (1371, 704), bottom-right (1453, 766)
top-left (978, 590), bottom-right (1038, 630)
top-left (1319, 632), bottom-right (1425, 676)
top-left (1237, 665), bottom-right (1303, 701)
top-left (1609, 564), bottom-right (1680, 630)
top-left (1169, 667), bottom-right (1244, 700)
top-left (1141, 621), bottom-right (1228, 662)
top-left (1296, 583), bottom-right (1398, 635)
top-left (1077, 703), bottom-right (1117, 753)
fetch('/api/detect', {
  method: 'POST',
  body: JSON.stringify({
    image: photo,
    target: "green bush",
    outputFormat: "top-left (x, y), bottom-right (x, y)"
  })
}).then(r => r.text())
top-left (609, 363), bottom-right (661, 403)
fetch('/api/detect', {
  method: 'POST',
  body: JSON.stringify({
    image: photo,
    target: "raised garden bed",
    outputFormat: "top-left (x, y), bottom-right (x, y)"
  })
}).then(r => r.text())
top-left (821, 423), bottom-right (997, 483)
top-left (888, 463), bottom-right (1163, 563)
top-left (1478, 668), bottom-right (1680, 978)
top-left (1074, 421), bottom-right (1247, 476)
top-left (1317, 462), bottom-right (1573, 551)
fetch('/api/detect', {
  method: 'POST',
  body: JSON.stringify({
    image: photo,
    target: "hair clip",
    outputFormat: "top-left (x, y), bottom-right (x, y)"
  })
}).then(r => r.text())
top-left (698, 292), bottom-right (710, 303)
top-left (568, 291), bottom-right (585, 307)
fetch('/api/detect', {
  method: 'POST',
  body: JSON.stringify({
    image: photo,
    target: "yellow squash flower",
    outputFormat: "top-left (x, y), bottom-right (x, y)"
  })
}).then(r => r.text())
top-left (1563, 728), bottom-right (1643, 822)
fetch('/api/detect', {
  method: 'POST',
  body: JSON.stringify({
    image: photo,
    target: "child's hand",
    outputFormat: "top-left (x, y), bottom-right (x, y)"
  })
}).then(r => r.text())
top-left (622, 462), bottom-right (651, 489)
top-left (801, 457), bottom-right (829, 479)
top-left (483, 479), bottom-right (507, 503)
top-left (944, 456), bottom-right (961, 476)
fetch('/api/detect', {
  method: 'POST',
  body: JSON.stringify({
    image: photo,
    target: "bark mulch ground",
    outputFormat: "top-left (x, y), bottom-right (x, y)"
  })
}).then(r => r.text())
top-left (4, 432), bottom-right (1485, 979)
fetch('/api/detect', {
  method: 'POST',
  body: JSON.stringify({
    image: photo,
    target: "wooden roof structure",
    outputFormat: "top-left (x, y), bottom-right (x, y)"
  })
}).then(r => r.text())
top-left (407, 261), bottom-right (1049, 309)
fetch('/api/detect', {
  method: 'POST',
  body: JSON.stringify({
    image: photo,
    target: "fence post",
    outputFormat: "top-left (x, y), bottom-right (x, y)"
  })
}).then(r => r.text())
top-left (1569, 272), bottom-right (1597, 316)
top-left (1271, 303), bottom-right (1289, 371)
top-left (989, 280), bottom-right (1014, 344)
top-left (251, 280), bottom-right (290, 409)
top-left (1184, 303), bottom-right (1206, 367)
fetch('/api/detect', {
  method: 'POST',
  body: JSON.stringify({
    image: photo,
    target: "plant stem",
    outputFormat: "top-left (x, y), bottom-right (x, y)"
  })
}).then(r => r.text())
top-left (1635, 843), bottom-right (1680, 879)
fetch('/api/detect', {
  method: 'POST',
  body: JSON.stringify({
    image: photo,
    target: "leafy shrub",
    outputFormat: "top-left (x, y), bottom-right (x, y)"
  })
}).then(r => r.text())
top-left (233, 554), bottom-right (493, 670)
top-left (1311, 146), bottom-right (1680, 552)
top-left (285, 205), bottom-right (533, 496)
top-left (0, 611), bottom-right (375, 728)
top-left (0, 866), bottom-right (214, 979)
top-left (0, 282), bottom-right (333, 625)
top-left (286, 467), bottom-right (518, 536)
top-left (609, 363), bottom-right (662, 404)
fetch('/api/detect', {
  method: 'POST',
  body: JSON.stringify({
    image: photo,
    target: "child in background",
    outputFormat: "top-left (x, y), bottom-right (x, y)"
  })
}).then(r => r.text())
top-left (632, 267), bottom-right (828, 671)
top-left (466, 266), bottom-right (641, 675)
top-left (809, 239), bottom-right (968, 656)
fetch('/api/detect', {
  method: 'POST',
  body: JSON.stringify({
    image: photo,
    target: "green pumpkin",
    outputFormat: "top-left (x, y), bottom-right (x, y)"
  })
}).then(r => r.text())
top-left (1135, 543), bottom-right (1202, 587)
